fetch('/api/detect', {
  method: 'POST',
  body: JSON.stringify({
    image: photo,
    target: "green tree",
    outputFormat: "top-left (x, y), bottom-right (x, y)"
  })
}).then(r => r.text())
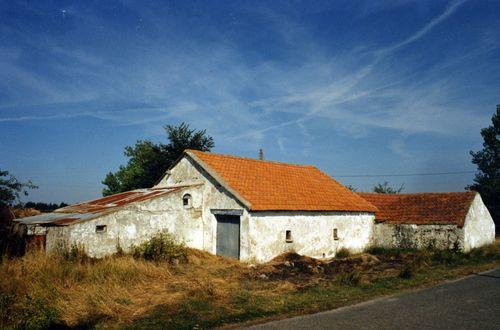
top-left (23, 202), bottom-right (68, 212)
top-left (0, 170), bottom-right (37, 206)
top-left (467, 105), bottom-right (499, 227)
top-left (373, 181), bottom-right (404, 194)
top-left (102, 123), bottom-right (214, 196)
top-left (346, 185), bottom-right (358, 192)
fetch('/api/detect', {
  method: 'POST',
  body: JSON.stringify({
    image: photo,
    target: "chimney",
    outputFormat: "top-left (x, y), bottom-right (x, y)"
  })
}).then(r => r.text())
top-left (258, 149), bottom-right (264, 160)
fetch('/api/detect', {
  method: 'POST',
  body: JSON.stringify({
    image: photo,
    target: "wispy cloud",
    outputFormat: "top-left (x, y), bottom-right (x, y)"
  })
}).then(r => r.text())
top-left (0, 108), bottom-right (166, 123)
top-left (376, 0), bottom-right (468, 56)
top-left (0, 0), bottom-right (496, 149)
top-left (230, 0), bottom-right (472, 141)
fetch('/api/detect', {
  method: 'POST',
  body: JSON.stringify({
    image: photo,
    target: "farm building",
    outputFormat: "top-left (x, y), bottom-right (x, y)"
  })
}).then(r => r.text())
top-left (359, 192), bottom-right (495, 252)
top-left (13, 150), bottom-right (496, 262)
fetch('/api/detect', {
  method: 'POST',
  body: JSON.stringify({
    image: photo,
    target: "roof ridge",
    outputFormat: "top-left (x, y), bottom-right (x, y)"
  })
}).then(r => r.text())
top-left (358, 191), bottom-right (475, 196)
top-left (186, 149), bottom-right (317, 169)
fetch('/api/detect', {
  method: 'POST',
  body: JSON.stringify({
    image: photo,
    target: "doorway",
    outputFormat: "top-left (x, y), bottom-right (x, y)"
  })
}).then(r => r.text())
top-left (216, 214), bottom-right (240, 259)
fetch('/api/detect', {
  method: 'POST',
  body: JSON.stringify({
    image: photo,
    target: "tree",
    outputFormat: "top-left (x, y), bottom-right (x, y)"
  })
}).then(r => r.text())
top-left (102, 122), bottom-right (214, 196)
top-left (346, 185), bottom-right (358, 192)
top-left (373, 181), bottom-right (404, 194)
top-left (23, 202), bottom-right (68, 212)
top-left (467, 105), bottom-right (499, 228)
top-left (0, 170), bottom-right (37, 206)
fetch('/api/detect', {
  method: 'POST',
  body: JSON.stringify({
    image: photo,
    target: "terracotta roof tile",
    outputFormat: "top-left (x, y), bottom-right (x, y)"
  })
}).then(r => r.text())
top-left (187, 150), bottom-right (377, 212)
top-left (357, 192), bottom-right (476, 227)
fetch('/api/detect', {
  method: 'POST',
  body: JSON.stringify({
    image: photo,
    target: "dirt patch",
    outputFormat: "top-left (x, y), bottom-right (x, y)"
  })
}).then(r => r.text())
top-left (248, 251), bottom-right (426, 284)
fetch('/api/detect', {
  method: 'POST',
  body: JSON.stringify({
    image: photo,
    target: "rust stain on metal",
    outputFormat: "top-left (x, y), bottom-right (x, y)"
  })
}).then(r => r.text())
top-left (15, 186), bottom-right (189, 227)
top-left (58, 188), bottom-right (181, 214)
top-left (51, 218), bottom-right (80, 225)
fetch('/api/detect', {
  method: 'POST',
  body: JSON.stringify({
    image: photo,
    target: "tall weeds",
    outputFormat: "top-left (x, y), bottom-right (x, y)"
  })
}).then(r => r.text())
top-left (0, 250), bottom-right (174, 327)
top-left (0, 240), bottom-right (498, 328)
top-left (131, 232), bottom-right (188, 263)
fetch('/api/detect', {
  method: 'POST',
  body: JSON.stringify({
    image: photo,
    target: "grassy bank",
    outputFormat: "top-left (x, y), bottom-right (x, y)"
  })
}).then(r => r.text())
top-left (1, 239), bottom-right (499, 329)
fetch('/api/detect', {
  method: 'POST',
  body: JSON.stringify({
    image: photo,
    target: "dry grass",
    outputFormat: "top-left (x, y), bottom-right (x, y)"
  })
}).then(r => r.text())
top-left (1, 240), bottom-right (499, 329)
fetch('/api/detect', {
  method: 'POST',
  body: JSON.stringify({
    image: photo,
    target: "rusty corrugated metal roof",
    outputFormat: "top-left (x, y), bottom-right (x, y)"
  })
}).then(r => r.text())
top-left (15, 212), bottom-right (101, 226)
top-left (15, 187), bottom-right (181, 226)
top-left (57, 188), bottom-right (178, 214)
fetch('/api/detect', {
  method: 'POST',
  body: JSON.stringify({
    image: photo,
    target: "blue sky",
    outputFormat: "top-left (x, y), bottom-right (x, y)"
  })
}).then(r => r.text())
top-left (0, 0), bottom-right (499, 203)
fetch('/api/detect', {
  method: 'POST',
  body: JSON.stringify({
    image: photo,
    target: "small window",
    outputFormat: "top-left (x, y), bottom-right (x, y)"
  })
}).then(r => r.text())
top-left (182, 194), bottom-right (192, 208)
top-left (285, 230), bottom-right (293, 243)
top-left (333, 228), bottom-right (339, 240)
top-left (96, 225), bottom-right (107, 233)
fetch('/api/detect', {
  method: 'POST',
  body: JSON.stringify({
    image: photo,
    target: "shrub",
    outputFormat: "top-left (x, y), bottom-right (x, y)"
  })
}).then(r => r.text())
top-left (0, 292), bottom-right (15, 324)
top-left (367, 246), bottom-right (415, 256)
top-left (335, 248), bottom-right (351, 258)
top-left (132, 232), bottom-right (187, 263)
top-left (468, 244), bottom-right (500, 261)
top-left (20, 294), bottom-right (59, 329)
top-left (337, 270), bottom-right (361, 286)
top-left (367, 246), bottom-right (390, 255)
top-left (430, 249), bottom-right (464, 266)
top-left (62, 244), bottom-right (90, 263)
top-left (399, 264), bottom-right (415, 279)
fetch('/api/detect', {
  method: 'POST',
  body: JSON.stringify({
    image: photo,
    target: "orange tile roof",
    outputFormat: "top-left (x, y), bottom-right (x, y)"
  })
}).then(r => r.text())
top-left (357, 192), bottom-right (476, 227)
top-left (186, 150), bottom-right (377, 212)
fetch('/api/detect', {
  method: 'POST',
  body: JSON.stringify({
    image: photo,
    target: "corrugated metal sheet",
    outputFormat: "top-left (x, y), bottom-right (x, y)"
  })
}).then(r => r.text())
top-left (57, 188), bottom-right (178, 214)
top-left (14, 187), bottom-right (181, 226)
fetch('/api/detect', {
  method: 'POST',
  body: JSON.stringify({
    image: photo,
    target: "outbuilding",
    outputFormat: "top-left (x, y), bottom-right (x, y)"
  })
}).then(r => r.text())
top-left (359, 192), bottom-right (495, 252)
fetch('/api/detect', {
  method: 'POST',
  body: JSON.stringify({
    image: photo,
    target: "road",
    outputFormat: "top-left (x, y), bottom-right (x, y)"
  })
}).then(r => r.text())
top-left (243, 268), bottom-right (500, 330)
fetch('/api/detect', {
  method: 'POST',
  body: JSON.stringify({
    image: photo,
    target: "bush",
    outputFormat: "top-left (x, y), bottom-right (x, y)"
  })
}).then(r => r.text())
top-left (132, 232), bottom-right (187, 263)
top-left (430, 249), bottom-right (464, 266)
top-left (0, 292), bottom-right (15, 324)
top-left (335, 248), bottom-right (351, 258)
top-left (367, 246), bottom-right (390, 255)
top-left (399, 264), bottom-right (415, 279)
top-left (468, 244), bottom-right (500, 261)
top-left (20, 294), bottom-right (59, 329)
top-left (367, 246), bottom-right (415, 256)
top-left (62, 244), bottom-right (90, 263)
top-left (337, 271), bottom-right (361, 286)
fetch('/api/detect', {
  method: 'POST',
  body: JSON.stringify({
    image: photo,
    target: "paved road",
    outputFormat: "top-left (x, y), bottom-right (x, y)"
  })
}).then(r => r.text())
top-left (244, 268), bottom-right (500, 330)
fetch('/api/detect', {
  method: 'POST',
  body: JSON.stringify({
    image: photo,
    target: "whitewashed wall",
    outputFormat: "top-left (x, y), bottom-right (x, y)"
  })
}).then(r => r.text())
top-left (156, 156), bottom-right (249, 256)
top-left (246, 212), bottom-right (375, 263)
top-left (46, 185), bottom-right (205, 258)
top-left (463, 194), bottom-right (495, 251)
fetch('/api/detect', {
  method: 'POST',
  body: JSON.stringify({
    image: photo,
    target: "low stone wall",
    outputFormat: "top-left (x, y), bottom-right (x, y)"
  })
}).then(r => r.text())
top-left (373, 223), bottom-right (464, 250)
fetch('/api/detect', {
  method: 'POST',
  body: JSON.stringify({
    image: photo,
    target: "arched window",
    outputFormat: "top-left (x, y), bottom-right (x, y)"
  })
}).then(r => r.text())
top-left (182, 194), bottom-right (192, 208)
